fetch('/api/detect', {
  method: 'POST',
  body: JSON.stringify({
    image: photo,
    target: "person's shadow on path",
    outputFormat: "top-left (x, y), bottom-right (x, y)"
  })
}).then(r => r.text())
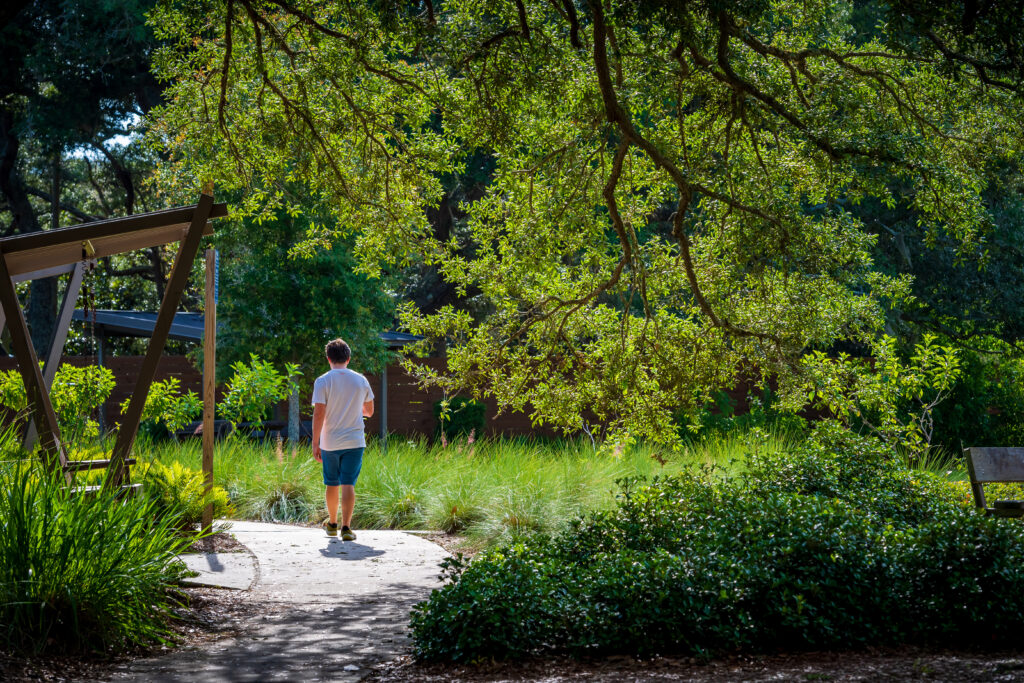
top-left (318, 538), bottom-right (386, 560)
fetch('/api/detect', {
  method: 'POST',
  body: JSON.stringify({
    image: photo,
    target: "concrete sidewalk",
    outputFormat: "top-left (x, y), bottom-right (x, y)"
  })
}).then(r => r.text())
top-left (103, 522), bottom-right (449, 682)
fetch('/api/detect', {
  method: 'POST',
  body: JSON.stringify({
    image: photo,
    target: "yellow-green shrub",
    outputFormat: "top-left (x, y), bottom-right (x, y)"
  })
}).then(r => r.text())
top-left (143, 461), bottom-right (232, 530)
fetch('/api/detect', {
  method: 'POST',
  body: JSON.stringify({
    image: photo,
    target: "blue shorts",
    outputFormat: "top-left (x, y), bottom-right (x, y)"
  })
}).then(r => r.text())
top-left (321, 447), bottom-right (364, 486)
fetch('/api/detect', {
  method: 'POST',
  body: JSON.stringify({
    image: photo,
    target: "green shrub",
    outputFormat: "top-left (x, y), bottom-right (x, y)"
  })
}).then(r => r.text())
top-left (121, 377), bottom-right (202, 438)
top-left (0, 464), bottom-right (192, 653)
top-left (741, 422), bottom-right (960, 527)
top-left (0, 368), bottom-right (26, 413)
top-left (143, 461), bottom-right (232, 529)
top-left (434, 396), bottom-right (486, 440)
top-left (410, 424), bottom-right (1024, 661)
top-left (931, 348), bottom-right (1024, 448)
top-left (0, 365), bottom-right (115, 444)
top-left (219, 355), bottom-right (299, 429)
top-left (678, 387), bottom-right (807, 440)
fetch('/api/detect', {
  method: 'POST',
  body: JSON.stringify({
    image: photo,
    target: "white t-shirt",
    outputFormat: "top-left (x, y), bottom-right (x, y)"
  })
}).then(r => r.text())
top-left (311, 368), bottom-right (374, 450)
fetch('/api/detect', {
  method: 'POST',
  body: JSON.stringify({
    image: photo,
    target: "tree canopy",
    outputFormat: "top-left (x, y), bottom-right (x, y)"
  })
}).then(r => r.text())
top-left (148, 0), bottom-right (1024, 445)
top-left (0, 0), bottom-right (169, 353)
top-left (216, 204), bottom-right (395, 378)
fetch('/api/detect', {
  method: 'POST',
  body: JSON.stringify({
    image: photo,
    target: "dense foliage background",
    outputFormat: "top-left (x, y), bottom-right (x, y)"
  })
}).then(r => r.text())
top-left (4, 1), bottom-right (1024, 448)
top-left (144, 0), bottom-right (1024, 447)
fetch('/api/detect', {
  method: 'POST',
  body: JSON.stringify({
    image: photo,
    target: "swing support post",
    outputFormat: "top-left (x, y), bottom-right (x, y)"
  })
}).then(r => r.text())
top-left (0, 192), bottom-right (226, 491)
top-left (23, 260), bottom-right (87, 450)
top-left (202, 248), bottom-right (216, 532)
top-left (0, 255), bottom-right (70, 482)
top-left (109, 192), bottom-right (215, 487)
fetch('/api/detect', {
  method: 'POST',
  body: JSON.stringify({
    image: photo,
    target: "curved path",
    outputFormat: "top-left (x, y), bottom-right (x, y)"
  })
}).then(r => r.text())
top-left (104, 522), bottom-right (449, 683)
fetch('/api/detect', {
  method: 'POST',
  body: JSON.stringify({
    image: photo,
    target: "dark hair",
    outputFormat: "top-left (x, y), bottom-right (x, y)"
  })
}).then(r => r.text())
top-left (325, 338), bottom-right (352, 364)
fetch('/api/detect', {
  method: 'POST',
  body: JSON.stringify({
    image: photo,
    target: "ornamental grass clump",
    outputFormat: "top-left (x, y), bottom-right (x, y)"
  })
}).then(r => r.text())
top-left (410, 423), bottom-right (1024, 661)
top-left (142, 432), bottom-right (793, 543)
top-left (0, 464), bottom-right (191, 654)
top-left (230, 478), bottom-right (319, 523)
top-left (258, 480), bottom-right (317, 522)
top-left (424, 479), bottom-right (486, 534)
top-left (356, 467), bottom-right (428, 529)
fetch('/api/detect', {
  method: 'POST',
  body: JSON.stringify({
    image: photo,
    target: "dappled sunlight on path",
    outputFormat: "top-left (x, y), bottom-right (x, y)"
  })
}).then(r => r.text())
top-left (99, 522), bottom-right (449, 683)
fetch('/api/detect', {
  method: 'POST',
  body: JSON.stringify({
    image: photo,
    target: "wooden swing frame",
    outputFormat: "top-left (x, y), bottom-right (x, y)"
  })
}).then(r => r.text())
top-left (0, 191), bottom-right (226, 489)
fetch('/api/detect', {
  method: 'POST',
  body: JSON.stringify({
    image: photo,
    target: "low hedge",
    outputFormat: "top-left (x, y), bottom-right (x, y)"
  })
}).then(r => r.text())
top-left (410, 424), bottom-right (1024, 661)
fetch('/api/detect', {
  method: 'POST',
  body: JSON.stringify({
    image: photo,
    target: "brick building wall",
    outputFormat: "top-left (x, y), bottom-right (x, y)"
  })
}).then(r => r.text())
top-left (0, 355), bottom-right (210, 427)
top-left (0, 355), bottom-right (556, 438)
top-left (361, 358), bottom-right (556, 439)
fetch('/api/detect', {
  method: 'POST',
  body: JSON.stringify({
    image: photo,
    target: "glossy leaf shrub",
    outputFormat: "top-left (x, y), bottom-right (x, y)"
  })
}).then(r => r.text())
top-left (411, 425), bottom-right (1024, 661)
top-left (434, 397), bottom-right (486, 441)
top-left (0, 365), bottom-right (114, 443)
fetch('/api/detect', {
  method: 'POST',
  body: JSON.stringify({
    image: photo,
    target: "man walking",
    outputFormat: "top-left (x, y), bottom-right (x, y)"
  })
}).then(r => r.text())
top-left (312, 338), bottom-right (374, 540)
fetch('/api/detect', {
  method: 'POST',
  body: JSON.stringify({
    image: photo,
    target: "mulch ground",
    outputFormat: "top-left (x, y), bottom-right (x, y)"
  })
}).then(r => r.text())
top-left (9, 636), bottom-right (1024, 683)
top-left (424, 531), bottom-right (478, 557)
top-left (0, 585), bottom-right (273, 682)
top-left (185, 530), bottom-right (248, 554)
top-left (0, 530), bottom-right (269, 683)
top-left (369, 649), bottom-right (1024, 682)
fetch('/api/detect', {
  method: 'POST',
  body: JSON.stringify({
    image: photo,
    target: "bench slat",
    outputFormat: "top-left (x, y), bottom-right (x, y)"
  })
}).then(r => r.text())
top-left (64, 458), bottom-right (137, 472)
top-left (990, 507), bottom-right (1024, 518)
top-left (72, 483), bottom-right (143, 498)
top-left (966, 448), bottom-right (1024, 482)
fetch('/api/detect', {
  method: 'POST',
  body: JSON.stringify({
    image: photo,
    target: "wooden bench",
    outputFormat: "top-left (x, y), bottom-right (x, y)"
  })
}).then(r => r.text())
top-left (965, 447), bottom-right (1024, 517)
top-left (66, 457), bottom-right (139, 497)
top-left (72, 483), bottom-right (143, 498)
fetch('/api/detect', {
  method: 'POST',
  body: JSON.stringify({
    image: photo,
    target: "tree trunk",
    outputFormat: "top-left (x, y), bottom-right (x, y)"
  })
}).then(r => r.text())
top-left (288, 385), bottom-right (300, 447)
top-left (148, 246), bottom-right (167, 301)
top-left (32, 151), bottom-right (61, 354)
top-left (26, 282), bottom-right (57, 357)
top-left (0, 110), bottom-right (55, 354)
top-left (29, 151), bottom-right (62, 356)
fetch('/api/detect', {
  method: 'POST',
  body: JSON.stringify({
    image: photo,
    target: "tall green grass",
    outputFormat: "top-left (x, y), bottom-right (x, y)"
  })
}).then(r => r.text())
top-left (145, 431), bottom-right (796, 548)
top-left (142, 437), bottom-right (322, 523)
top-left (907, 445), bottom-right (967, 480)
top-left (0, 463), bottom-right (192, 654)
